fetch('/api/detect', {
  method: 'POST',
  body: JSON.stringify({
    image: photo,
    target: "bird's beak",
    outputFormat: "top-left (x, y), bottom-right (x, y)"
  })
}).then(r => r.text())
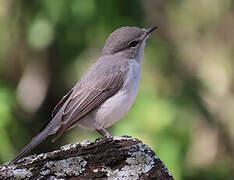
top-left (146, 26), bottom-right (158, 36)
top-left (143, 26), bottom-right (158, 39)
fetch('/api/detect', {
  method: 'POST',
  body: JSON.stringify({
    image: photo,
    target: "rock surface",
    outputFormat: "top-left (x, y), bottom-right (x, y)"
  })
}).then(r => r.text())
top-left (0, 136), bottom-right (174, 180)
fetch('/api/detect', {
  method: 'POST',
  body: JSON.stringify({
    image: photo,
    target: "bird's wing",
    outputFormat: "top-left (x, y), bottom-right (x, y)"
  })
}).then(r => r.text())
top-left (51, 89), bottom-right (73, 119)
top-left (52, 62), bottom-right (128, 141)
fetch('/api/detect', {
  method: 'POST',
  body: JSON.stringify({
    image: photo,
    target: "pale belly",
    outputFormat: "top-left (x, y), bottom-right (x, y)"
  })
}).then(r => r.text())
top-left (77, 60), bottom-right (141, 130)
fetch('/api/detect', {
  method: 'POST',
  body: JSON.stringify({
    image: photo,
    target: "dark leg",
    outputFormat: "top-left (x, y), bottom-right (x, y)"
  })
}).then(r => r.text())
top-left (96, 128), bottom-right (112, 137)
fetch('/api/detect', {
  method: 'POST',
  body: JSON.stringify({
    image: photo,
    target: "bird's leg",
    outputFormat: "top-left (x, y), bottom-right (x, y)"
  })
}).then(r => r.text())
top-left (96, 128), bottom-right (112, 138)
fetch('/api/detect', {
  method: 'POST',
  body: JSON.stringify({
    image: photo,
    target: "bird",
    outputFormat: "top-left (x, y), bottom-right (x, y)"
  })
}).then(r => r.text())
top-left (10, 26), bottom-right (157, 164)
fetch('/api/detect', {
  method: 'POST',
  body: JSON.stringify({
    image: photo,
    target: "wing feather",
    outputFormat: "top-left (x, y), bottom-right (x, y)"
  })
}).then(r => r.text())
top-left (51, 89), bottom-right (73, 118)
top-left (62, 70), bottom-right (125, 129)
top-left (51, 61), bottom-right (128, 141)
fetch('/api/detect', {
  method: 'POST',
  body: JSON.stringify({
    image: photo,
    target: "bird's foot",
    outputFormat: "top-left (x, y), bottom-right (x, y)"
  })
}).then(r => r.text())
top-left (96, 128), bottom-right (112, 138)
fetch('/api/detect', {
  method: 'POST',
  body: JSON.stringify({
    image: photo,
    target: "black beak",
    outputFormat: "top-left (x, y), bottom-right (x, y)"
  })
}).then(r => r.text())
top-left (146, 26), bottom-right (158, 36)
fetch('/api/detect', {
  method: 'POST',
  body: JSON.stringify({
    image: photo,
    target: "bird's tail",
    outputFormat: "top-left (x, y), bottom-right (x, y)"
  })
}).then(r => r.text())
top-left (10, 120), bottom-right (59, 164)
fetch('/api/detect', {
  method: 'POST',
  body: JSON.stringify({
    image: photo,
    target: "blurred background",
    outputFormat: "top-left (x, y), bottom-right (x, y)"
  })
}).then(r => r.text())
top-left (0, 0), bottom-right (234, 179)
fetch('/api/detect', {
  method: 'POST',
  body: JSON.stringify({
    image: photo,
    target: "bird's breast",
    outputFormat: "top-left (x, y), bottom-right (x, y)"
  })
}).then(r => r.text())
top-left (96, 60), bottom-right (141, 128)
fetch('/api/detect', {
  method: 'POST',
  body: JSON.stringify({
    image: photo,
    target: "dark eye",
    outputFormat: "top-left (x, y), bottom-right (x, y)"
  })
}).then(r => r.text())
top-left (128, 40), bottom-right (139, 48)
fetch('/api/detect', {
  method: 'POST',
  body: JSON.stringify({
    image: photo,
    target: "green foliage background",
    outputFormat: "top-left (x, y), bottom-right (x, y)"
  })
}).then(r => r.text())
top-left (0, 0), bottom-right (234, 179)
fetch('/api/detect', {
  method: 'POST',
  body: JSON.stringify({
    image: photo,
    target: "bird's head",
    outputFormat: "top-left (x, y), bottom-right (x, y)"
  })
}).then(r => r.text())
top-left (101, 26), bottom-right (157, 61)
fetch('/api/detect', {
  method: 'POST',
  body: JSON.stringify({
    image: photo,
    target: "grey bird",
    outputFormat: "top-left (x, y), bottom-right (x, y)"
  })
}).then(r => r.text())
top-left (11, 26), bottom-right (157, 164)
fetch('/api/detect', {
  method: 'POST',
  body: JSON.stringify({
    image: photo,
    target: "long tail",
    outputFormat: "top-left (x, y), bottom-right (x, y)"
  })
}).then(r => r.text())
top-left (10, 120), bottom-right (59, 164)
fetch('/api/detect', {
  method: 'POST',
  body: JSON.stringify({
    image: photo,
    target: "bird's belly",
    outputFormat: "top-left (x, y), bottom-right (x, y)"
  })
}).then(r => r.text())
top-left (77, 61), bottom-right (141, 130)
top-left (96, 87), bottom-right (138, 128)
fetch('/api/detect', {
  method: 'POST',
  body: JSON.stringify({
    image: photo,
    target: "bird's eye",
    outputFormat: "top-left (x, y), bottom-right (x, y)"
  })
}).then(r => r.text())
top-left (128, 40), bottom-right (139, 48)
